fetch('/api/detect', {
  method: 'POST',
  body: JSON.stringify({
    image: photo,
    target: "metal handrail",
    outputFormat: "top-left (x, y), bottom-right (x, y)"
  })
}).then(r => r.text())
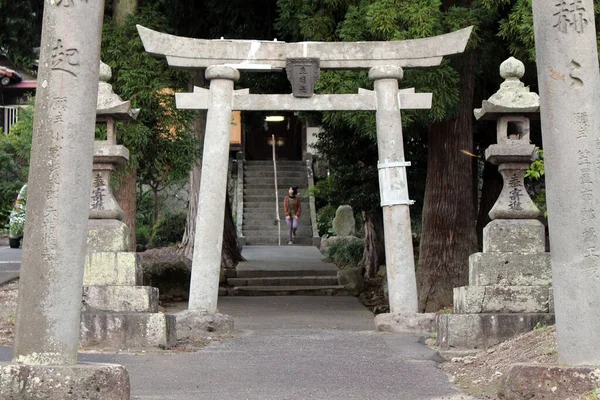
top-left (272, 134), bottom-right (281, 246)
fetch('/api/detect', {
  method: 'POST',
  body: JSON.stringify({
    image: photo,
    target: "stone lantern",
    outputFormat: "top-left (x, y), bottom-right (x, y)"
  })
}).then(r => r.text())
top-left (80, 62), bottom-right (176, 350)
top-left (88, 62), bottom-right (138, 238)
top-left (436, 57), bottom-right (554, 351)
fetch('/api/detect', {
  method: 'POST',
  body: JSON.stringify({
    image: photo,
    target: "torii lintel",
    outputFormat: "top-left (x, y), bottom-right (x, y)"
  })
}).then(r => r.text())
top-left (137, 25), bottom-right (473, 70)
top-left (176, 87), bottom-right (432, 111)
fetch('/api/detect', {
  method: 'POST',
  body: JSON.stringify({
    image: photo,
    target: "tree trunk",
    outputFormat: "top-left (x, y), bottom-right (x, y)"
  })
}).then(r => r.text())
top-left (114, 165), bottom-right (137, 251)
top-left (362, 209), bottom-right (386, 278)
top-left (111, 0), bottom-right (138, 250)
top-left (113, 0), bottom-right (137, 24)
top-left (222, 191), bottom-right (245, 268)
top-left (475, 161), bottom-right (503, 250)
top-left (416, 51), bottom-right (478, 312)
top-left (179, 72), bottom-right (206, 259)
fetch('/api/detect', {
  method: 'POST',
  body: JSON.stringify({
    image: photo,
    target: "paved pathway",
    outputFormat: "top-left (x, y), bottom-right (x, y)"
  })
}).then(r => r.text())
top-left (237, 245), bottom-right (338, 273)
top-left (0, 245), bottom-right (468, 399)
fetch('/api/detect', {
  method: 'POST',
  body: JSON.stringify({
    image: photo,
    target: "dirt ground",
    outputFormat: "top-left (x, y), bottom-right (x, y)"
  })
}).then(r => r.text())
top-left (0, 279), bottom-right (567, 399)
top-left (432, 324), bottom-right (559, 399)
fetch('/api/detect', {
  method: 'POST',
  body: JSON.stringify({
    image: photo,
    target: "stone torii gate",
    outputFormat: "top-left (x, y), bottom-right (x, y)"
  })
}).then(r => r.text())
top-left (138, 25), bottom-right (472, 316)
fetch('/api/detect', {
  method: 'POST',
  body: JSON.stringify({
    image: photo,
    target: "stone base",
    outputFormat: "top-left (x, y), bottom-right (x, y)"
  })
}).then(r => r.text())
top-left (175, 309), bottom-right (234, 339)
top-left (87, 220), bottom-right (130, 252)
top-left (499, 364), bottom-right (600, 400)
top-left (469, 252), bottom-right (551, 286)
top-left (83, 286), bottom-right (159, 313)
top-left (0, 362), bottom-right (130, 399)
top-left (84, 251), bottom-right (141, 286)
top-left (374, 313), bottom-right (436, 335)
top-left (454, 285), bottom-right (551, 313)
top-left (483, 219), bottom-right (545, 253)
top-left (81, 313), bottom-right (176, 350)
top-left (436, 313), bottom-right (555, 350)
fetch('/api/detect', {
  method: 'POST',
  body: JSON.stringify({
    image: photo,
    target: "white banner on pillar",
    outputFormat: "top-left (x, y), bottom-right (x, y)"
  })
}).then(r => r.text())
top-left (378, 161), bottom-right (414, 207)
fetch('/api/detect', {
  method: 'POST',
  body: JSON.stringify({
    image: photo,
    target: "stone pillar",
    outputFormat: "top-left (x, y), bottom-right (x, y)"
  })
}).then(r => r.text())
top-left (1, 1), bottom-right (130, 398)
top-left (13, 0), bottom-right (104, 366)
top-left (189, 66), bottom-right (239, 313)
top-left (533, 0), bottom-right (600, 365)
top-left (370, 65), bottom-right (418, 313)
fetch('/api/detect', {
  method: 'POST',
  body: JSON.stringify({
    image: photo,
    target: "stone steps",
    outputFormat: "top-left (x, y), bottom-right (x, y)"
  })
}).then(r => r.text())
top-left (242, 227), bottom-right (313, 236)
top-left (243, 237), bottom-right (313, 246)
top-left (236, 269), bottom-right (338, 278)
top-left (245, 160), bottom-right (304, 166)
top-left (244, 178), bottom-right (307, 186)
top-left (244, 171), bottom-right (306, 178)
top-left (242, 158), bottom-right (313, 246)
top-left (228, 285), bottom-right (349, 296)
top-left (228, 276), bottom-right (339, 287)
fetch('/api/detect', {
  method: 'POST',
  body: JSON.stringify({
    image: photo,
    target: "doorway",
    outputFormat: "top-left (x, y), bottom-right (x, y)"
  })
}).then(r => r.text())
top-left (244, 112), bottom-right (303, 161)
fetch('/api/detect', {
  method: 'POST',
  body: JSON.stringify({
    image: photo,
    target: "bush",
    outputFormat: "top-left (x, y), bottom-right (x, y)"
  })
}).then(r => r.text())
top-left (151, 211), bottom-right (187, 247)
top-left (317, 204), bottom-right (337, 237)
top-left (325, 238), bottom-right (364, 269)
top-left (135, 224), bottom-right (152, 251)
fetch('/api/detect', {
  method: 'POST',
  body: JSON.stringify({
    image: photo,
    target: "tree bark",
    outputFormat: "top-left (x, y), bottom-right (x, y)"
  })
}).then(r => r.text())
top-left (179, 72), bottom-right (206, 260)
top-left (475, 161), bottom-right (503, 249)
top-left (114, 165), bottom-right (137, 251)
top-left (111, 0), bottom-right (138, 250)
top-left (362, 209), bottom-right (386, 278)
top-left (222, 191), bottom-right (245, 268)
top-left (113, 0), bottom-right (137, 24)
top-left (416, 51), bottom-right (478, 312)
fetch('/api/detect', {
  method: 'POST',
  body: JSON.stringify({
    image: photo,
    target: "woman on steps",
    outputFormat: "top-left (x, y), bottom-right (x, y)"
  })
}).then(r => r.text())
top-left (284, 186), bottom-right (301, 245)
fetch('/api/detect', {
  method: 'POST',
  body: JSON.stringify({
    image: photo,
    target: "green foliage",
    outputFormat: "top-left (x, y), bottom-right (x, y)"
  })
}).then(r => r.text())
top-left (526, 149), bottom-right (546, 216)
top-left (316, 204), bottom-right (337, 237)
top-left (151, 210), bottom-right (187, 248)
top-left (437, 306), bottom-right (453, 314)
top-left (135, 224), bottom-right (152, 251)
top-left (8, 184), bottom-right (27, 238)
top-left (583, 388), bottom-right (600, 400)
top-left (0, 99), bottom-right (34, 226)
top-left (101, 6), bottom-right (200, 225)
top-left (325, 239), bottom-right (365, 269)
top-left (526, 149), bottom-right (544, 180)
top-left (533, 321), bottom-right (549, 332)
top-left (0, 0), bottom-right (43, 67)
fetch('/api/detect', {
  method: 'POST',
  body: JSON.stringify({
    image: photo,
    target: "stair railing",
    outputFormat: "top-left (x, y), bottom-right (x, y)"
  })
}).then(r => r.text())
top-left (272, 134), bottom-right (281, 246)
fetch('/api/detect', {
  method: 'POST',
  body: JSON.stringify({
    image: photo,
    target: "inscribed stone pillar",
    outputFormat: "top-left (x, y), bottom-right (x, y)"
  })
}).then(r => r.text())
top-left (370, 65), bottom-right (418, 313)
top-left (532, 0), bottom-right (600, 365)
top-left (189, 66), bottom-right (239, 313)
top-left (12, 0), bottom-right (105, 365)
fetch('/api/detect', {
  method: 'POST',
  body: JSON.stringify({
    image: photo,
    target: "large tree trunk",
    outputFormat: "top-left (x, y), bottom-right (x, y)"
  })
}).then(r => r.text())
top-left (222, 191), bottom-right (245, 268)
top-left (416, 51), bottom-right (478, 312)
top-left (475, 161), bottom-right (503, 249)
top-left (179, 72), bottom-right (206, 259)
top-left (112, 0), bottom-right (138, 251)
top-left (113, 0), bottom-right (137, 24)
top-left (114, 165), bottom-right (137, 251)
top-left (362, 209), bottom-right (385, 278)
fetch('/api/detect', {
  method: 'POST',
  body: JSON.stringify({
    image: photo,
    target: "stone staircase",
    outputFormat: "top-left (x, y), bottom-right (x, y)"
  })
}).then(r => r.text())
top-left (226, 269), bottom-right (348, 296)
top-left (223, 246), bottom-right (349, 296)
top-left (243, 160), bottom-right (313, 245)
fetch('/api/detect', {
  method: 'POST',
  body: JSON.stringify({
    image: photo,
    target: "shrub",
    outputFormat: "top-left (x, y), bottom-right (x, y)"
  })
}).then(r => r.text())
top-left (325, 238), bottom-right (364, 269)
top-left (135, 224), bottom-right (152, 251)
top-left (151, 211), bottom-right (187, 247)
top-left (317, 204), bottom-right (337, 237)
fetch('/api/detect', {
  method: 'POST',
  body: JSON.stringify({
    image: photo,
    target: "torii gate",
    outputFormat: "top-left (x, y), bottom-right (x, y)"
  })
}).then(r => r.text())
top-left (138, 25), bottom-right (472, 315)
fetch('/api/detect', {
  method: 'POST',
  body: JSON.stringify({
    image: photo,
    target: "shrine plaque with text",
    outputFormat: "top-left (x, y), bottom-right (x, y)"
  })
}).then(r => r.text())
top-left (286, 58), bottom-right (320, 98)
